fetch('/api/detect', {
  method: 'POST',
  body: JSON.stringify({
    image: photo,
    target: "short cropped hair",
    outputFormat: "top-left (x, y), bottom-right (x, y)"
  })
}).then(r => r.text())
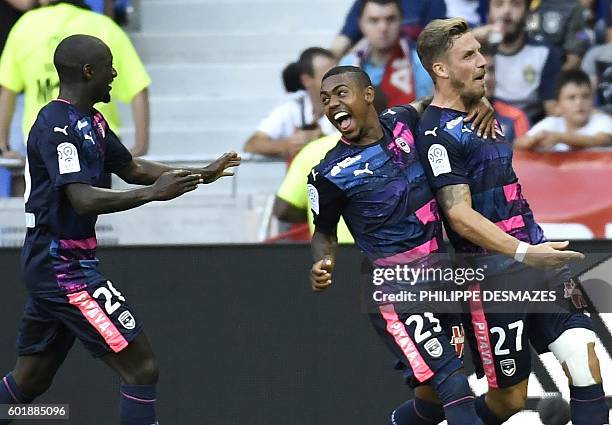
top-left (297, 47), bottom-right (334, 77)
top-left (322, 65), bottom-right (372, 89)
top-left (359, 0), bottom-right (402, 18)
top-left (416, 18), bottom-right (469, 79)
top-left (555, 69), bottom-right (592, 99)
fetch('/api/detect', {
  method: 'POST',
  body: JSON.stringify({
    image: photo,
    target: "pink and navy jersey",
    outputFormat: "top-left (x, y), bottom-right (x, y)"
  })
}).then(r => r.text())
top-left (22, 100), bottom-right (132, 295)
top-left (416, 106), bottom-right (545, 272)
top-left (308, 105), bottom-right (446, 277)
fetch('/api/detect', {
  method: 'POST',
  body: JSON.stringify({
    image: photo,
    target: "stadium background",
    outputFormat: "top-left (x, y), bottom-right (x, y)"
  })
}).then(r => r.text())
top-left (0, 0), bottom-right (611, 424)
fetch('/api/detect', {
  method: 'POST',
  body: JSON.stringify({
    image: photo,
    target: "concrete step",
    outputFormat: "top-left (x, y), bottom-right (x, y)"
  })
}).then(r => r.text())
top-left (146, 63), bottom-right (285, 97)
top-left (131, 31), bottom-right (335, 64)
top-left (139, 0), bottom-right (351, 33)
top-left (119, 126), bottom-right (252, 156)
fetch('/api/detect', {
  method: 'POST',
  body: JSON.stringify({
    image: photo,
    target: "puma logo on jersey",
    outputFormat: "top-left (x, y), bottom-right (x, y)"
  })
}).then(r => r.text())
top-left (424, 127), bottom-right (438, 137)
top-left (77, 120), bottom-right (88, 130)
top-left (382, 109), bottom-right (396, 116)
top-left (354, 163), bottom-right (373, 176)
top-left (53, 126), bottom-right (68, 136)
top-left (311, 169), bottom-right (318, 181)
top-left (462, 126), bottom-right (473, 133)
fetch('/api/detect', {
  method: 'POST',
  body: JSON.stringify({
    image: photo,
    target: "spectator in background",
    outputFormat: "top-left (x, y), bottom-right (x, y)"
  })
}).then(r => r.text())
top-left (582, 41), bottom-right (612, 114)
top-left (482, 46), bottom-right (530, 143)
top-left (445, 0), bottom-right (488, 27)
top-left (525, 0), bottom-right (590, 69)
top-left (339, 0), bottom-right (433, 108)
top-left (0, 0), bottom-right (151, 161)
top-left (516, 69), bottom-right (612, 150)
top-left (1, 1), bottom-right (35, 54)
top-left (474, 0), bottom-right (563, 124)
top-left (579, 0), bottom-right (610, 44)
top-left (243, 47), bottom-right (336, 158)
top-left (329, 0), bottom-right (446, 58)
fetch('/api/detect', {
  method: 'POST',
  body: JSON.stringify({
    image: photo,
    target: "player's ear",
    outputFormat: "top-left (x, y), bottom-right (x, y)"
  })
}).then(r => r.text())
top-left (364, 85), bottom-right (375, 104)
top-left (83, 63), bottom-right (95, 81)
top-left (432, 61), bottom-right (449, 80)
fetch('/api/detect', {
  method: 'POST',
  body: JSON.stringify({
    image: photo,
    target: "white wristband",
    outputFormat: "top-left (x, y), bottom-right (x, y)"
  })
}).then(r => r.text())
top-left (514, 241), bottom-right (529, 262)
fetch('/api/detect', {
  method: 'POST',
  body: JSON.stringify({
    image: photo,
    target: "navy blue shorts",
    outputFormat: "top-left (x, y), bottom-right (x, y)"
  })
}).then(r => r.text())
top-left (465, 266), bottom-right (593, 389)
top-left (370, 302), bottom-right (465, 388)
top-left (17, 279), bottom-right (143, 358)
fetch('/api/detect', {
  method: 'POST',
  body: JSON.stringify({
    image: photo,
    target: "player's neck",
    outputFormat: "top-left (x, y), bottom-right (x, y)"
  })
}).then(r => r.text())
top-left (431, 86), bottom-right (469, 112)
top-left (351, 111), bottom-right (384, 146)
top-left (57, 86), bottom-right (95, 114)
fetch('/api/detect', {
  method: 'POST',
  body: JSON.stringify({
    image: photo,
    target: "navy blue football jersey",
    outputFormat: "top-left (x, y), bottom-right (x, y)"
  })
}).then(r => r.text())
top-left (22, 100), bottom-right (132, 295)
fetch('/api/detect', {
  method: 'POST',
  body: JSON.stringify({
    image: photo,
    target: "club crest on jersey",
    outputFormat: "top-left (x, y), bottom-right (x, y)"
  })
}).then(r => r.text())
top-left (500, 359), bottom-right (516, 377)
top-left (307, 184), bottom-right (319, 215)
top-left (57, 142), bottom-right (80, 174)
top-left (118, 310), bottom-right (136, 330)
top-left (427, 144), bottom-right (451, 176)
top-left (395, 137), bottom-right (411, 153)
top-left (331, 154), bottom-right (362, 177)
top-left (564, 280), bottom-right (588, 309)
top-left (424, 338), bottom-right (443, 358)
top-left (450, 324), bottom-right (465, 357)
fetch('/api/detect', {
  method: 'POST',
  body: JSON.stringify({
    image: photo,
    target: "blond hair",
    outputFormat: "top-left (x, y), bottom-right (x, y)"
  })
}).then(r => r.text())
top-left (416, 18), bottom-right (469, 80)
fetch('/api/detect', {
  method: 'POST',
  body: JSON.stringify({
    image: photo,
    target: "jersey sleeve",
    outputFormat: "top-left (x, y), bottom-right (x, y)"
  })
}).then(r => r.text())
top-left (307, 170), bottom-right (347, 235)
top-left (104, 128), bottom-right (133, 174)
top-left (394, 104), bottom-right (421, 128)
top-left (35, 118), bottom-right (95, 188)
top-left (417, 127), bottom-right (470, 191)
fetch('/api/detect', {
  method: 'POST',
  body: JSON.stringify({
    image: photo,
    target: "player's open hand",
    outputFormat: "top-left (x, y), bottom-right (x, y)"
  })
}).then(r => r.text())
top-left (311, 256), bottom-right (334, 292)
top-left (464, 97), bottom-right (496, 140)
top-left (523, 241), bottom-right (585, 270)
top-left (150, 170), bottom-right (202, 201)
top-left (199, 152), bottom-right (241, 184)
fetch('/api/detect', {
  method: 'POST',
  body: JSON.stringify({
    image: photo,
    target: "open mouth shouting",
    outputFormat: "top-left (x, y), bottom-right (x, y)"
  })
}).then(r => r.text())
top-left (333, 110), bottom-right (354, 133)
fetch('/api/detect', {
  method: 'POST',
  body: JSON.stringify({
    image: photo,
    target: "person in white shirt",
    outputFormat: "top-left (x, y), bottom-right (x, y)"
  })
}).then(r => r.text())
top-left (243, 47), bottom-right (337, 158)
top-left (516, 69), bottom-right (612, 151)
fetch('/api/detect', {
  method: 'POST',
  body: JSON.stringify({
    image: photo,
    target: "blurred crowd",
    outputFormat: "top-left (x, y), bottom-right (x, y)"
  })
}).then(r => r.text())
top-left (259, 0), bottom-right (612, 236)
top-left (0, 0), bottom-right (610, 212)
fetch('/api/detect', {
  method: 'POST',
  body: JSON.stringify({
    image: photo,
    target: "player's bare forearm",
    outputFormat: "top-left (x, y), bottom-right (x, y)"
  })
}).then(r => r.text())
top-left (117, 158), bottom-right (175, 185)
top-left (409, 96), bottom-right (433, 116)
top-left (437, 184), bottom-right (520, 257)
top-left (64, 183), bottom-right (156, 215)
top-left (65, 171), bottom-right (201, 215)
top-left (311, 229), bottom-right (338, 263)
top-left (130, 89), bottom-right (150, 157)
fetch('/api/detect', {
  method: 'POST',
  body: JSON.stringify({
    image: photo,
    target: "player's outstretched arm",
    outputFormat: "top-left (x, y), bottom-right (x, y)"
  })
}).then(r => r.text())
top-left (116, 152), bottom-right (241, 186)
top-left (310, 229), bottom-right (337, 292)
top-left (437, 183), bottom-right (584, 270)
top-left (65, 170), bottom-right (202, 215)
